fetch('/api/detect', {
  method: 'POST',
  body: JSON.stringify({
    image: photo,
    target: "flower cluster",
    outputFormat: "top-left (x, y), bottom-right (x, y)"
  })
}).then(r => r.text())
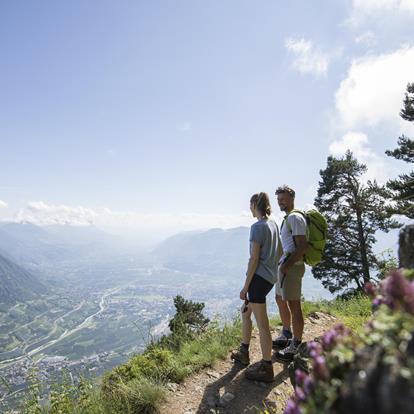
top-left (284, 327), bottom-right (348, 414)
top-left (285, 367), bottom-right (314, 414)
top-left (321, 324), bottom-right (351, 351)
top-left (283, 269), bottom-right (414, 414)
top-left (382, 270), bottom-right (414, 315)
top-left (365, 269), bottom-right (414, 315)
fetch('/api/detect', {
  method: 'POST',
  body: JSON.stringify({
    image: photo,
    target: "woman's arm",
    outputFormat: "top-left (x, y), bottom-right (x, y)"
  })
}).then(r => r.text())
top-left (240, 241), bottom-right (261, 299)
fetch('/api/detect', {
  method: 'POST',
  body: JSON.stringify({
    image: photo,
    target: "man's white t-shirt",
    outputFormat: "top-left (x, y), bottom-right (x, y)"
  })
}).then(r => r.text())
top-left (280, 212), bottom-right (307, 262)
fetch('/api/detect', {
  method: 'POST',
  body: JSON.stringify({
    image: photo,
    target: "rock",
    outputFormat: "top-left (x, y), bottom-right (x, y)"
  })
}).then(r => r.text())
top-left (399, 225), bottom-right (414, 269)
top-left (338, 344), bottom-right (414, 414)
top-left (206, 370), bottom-right (220, 379)
top-left (166, 382), bottom-right (178, 392)
top-left (219, 392), bottom-right (235, 406)
top-left (308, 312), bottom-right (320, 319)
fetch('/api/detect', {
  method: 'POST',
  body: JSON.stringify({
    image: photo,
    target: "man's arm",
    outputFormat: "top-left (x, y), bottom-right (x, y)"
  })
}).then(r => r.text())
top-left (280, 235), bottom-right (308, 274)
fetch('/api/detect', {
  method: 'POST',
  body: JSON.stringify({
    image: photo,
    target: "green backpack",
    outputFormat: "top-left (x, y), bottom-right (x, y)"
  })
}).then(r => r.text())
top-left (283, 209), bottom-right (327, 266)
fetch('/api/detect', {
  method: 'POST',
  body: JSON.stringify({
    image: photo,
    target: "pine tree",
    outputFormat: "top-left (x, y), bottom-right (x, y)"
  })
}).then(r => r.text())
top-left (313, 151), bottom-right (401, 293)
top-left (168, 295), bottom-right (210, 336)
top-left (385, 83), bottom-right (414, 219)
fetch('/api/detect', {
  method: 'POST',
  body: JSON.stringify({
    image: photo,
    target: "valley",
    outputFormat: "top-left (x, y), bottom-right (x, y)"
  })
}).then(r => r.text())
top-left (0, 223), bottom-right (332, 411)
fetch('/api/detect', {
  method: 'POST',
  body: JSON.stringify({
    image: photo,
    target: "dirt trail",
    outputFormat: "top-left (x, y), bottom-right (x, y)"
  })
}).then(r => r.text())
top-left (160, 312), bottom-right (339, 414)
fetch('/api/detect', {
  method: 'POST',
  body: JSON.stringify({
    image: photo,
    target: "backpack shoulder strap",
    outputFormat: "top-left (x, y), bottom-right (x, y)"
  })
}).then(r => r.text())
top-left (281, 214), bottom-right (290, 233)
top-left (282, 209), bottom-right (306, 233)
top-left (290, 209), bottom-right (307, 220)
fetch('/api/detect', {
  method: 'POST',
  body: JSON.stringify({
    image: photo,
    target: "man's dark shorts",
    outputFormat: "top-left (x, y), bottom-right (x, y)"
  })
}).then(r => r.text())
top-left (248, 274), bottom-right (274, 304)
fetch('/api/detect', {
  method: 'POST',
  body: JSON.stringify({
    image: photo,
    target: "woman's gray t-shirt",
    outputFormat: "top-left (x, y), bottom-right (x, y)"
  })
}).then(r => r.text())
top-left (249, 218), bottom-right (282, 284)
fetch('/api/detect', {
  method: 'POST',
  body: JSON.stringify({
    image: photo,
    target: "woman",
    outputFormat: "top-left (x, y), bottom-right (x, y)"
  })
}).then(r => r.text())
top-left (231, 192), bottom-right (282, 382)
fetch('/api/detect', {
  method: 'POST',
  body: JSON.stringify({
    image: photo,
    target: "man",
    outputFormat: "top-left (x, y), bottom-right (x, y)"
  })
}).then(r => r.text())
top-left (273, 185), bottom-right (308, 361)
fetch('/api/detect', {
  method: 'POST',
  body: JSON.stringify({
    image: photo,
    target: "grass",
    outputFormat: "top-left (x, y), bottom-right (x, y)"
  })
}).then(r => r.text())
top-left (100, 319), bottom-right (242, 412)
top-left (302, 293), bottom-right (372, 331)
top-left (267, 293), bottom-right (372, 333)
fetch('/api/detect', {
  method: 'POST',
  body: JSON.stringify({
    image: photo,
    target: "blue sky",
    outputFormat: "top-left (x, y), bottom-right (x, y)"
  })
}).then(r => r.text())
top-left (1, 0), bottom-right (413, 241)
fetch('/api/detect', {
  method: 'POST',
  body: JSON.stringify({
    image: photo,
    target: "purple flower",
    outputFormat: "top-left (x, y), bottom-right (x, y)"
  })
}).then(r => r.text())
top-left (284, 398), bottom-right (301, 414)
top-left (313, 355), bottom-right (329, 380)
top-left (322, 324), bottom-right (351, 351)
top-left (295, 386), bottom-right (306, 402)
top-left (381, 270), bottom-right (414, 315)
top-left (372, 297), bottom-right (383, 310)
top-left (295, 369), bottom-right (306, 386)
top-left (307, 341), bottom-right (322, 358)
top-left (303, 376), bottom-right (314, 394)
top-left (333, 323), bottom-right (347, 335)
top-left (322, 329), bottom-right (337, 350)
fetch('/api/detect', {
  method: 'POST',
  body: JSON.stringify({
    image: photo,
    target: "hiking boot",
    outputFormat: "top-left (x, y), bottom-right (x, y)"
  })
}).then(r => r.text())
top-left (245, 360), bottom-right (274, 382)
top-left (272, 333), bottom-right (292, 349)
top-left (275, 340), bottom-right (300, 363)
top-left (231, 345), bottom-right (250, 366)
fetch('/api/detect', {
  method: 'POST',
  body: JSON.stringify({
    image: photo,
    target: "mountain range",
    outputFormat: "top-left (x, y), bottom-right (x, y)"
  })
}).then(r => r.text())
top-left (0, 221), bottom-right (126, 269)
top-left (0, 252), bottom-right (45, 308)
top-left (153, 226), bottom-right (250, 275)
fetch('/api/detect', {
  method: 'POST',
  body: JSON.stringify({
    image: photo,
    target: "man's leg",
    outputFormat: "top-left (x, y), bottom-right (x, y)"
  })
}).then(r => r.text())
top-left (287, 299), bottom-right (304, 341)
top-left (283, 263), bottom-right (305, 342)
top-left (275, 294), bottom-right (291, 331)
top-left (274, 264), bottom-right (305, 362)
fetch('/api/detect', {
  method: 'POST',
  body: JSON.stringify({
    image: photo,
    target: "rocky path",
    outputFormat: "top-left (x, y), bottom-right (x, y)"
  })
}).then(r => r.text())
top-left (160, 312), bottom-right (339, 414)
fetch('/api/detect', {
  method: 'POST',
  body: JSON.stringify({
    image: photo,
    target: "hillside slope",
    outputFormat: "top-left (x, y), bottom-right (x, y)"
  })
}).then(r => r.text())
top-left (160, 312), bottom-right (338, 414)
top-left (0, 253), bottom-right (45, 306)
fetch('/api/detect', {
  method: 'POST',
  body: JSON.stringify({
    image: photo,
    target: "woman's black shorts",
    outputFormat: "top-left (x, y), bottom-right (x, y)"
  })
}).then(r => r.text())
top-left (248, 274), bottom-right (274, 304)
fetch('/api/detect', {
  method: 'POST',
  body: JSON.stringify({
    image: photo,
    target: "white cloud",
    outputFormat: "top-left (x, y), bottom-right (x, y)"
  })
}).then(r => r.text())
top-left (0, 200), bottom-right (8, 209)
top-left (352, 0), bottom-right (414, 14)
top-left (355, 31), bottom-right (376, 47)
top-left (285, 37), bottom-right (331, 77)
top-left (15, 202), bottom-right (96, 226)
top-left (348, 0), bottom-right (414, 26)
top-left (13, 202), bottom-right (254, 237)
top-left (329, 132), bottom-right (393, 183)
top-left (335, 46), bottom-right (414, 130)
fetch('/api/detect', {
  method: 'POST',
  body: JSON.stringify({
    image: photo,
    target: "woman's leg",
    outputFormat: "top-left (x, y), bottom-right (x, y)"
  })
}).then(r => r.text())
top-left (242, 303), bottom-right (253, 344)
top-left (250, 303), bottom-right (272, 361)
top-left (231, 303), bottom-right (252, 365)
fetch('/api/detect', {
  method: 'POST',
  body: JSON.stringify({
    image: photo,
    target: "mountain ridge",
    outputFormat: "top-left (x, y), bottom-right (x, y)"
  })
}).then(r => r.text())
top-left (0, 252), bottom-right (46, 306)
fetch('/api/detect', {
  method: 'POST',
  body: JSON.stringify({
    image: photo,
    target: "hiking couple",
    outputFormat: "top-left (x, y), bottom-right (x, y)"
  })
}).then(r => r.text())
top-left (231, 185), bottom-right (308, 383)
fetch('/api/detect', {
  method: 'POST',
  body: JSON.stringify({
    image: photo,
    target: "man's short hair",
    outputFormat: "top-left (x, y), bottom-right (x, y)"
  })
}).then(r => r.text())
top-left (275, 185), bottom-right (295, 198)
